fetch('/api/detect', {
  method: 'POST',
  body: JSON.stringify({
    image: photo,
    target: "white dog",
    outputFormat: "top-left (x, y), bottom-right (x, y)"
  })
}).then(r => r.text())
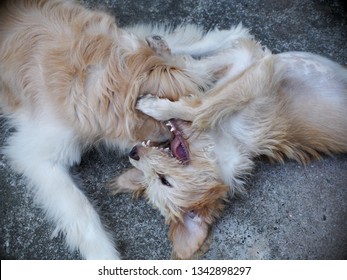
top-left (115, 36), bottom-right (347, 259)
top-left (0, 0), bottom-right (251, 259)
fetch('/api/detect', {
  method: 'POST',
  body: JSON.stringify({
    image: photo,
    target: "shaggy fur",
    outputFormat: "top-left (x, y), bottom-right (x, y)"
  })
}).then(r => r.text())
top-left (0, 0), bottom-right (251, 259)
top-left (115, 35), bottom-right (347, 259)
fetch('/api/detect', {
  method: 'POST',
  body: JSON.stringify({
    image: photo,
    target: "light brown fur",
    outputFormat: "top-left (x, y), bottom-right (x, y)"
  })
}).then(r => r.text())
top-left (115, 37), bottom-right (347, 259)
top-left (0, 0), bottom-right (210, 150)
top-left (0, 0), bottom-right (226, 259)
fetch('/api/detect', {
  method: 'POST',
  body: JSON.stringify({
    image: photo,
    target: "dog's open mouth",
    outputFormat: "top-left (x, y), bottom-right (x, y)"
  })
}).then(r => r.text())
top-left (142, 120), bottom-right (190, 163)
top-left (167, 119), bottom-right (190, 164)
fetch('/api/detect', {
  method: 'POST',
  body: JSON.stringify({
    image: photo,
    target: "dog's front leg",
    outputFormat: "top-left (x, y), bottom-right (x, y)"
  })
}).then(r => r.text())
top-left (193, 56), bottom-right (275, 130)
top-left (137, 95), bottom-right (199, 122)
top-left (5, 121), bottom-right (119, 260)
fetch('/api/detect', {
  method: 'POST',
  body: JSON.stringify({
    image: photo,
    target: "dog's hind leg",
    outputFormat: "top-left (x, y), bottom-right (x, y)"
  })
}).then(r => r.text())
top-left (170, 24), bottom-right (252, 57)
top-left (4, 118), bottom-right (119, 260)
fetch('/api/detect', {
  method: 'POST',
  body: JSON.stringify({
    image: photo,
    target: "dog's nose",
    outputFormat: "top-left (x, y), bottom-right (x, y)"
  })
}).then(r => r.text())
top-left (129, 146), bottom-right (140, 161)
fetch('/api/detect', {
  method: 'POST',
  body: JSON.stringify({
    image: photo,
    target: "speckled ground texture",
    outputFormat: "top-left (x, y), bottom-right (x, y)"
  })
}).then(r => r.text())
top-left (1, 0), bottom-right (346, 260)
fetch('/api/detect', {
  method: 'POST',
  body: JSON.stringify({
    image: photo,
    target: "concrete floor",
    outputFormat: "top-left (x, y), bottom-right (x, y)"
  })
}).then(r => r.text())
top-left (0, 0), bottom-right (346, 260)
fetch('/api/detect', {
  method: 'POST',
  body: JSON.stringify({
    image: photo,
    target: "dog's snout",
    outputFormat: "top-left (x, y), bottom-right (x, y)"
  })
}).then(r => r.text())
top-left (129, 146), bottom-right (140, 161)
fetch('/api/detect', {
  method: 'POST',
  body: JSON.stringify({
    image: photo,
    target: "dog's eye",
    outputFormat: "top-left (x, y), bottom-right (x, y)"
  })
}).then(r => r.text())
top-left (158, 174), bottom-right (172, 187)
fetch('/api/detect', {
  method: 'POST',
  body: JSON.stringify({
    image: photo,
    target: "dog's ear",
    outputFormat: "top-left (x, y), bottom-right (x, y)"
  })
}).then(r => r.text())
top-left (169, 210), bottom-right (209, 259)
top-left (109, 168), bottom-right (146, 197)
top-left (146, 35), bottom-right (171, 56)
top-left (169, 183), bottom-right (228, 259)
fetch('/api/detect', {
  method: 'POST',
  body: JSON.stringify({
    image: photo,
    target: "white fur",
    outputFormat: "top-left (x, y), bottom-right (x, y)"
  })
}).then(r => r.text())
top-left (133, 37), bottom-right (347, 259)
top-left (127, 23), bottom-right (251, 57)
top-left (4, 111), bottom-right (119, 259)
top-left (1, 0), bottom-right (252, 259)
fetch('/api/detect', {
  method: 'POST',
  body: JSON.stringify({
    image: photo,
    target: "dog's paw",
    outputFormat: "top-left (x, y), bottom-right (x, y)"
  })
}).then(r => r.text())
top-left (221, 24), bottom-right (252, 46)
top-left (204, 24), bottom-right (252, 52)
top-left (136, 94), bottom-right (173, 121)
top-left (146, 35), bottom-right (171, 56)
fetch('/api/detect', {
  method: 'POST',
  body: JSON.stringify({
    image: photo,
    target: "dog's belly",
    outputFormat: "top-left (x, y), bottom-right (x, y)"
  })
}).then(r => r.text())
top-left (275, 52), bottom-right (347, 138)
top-left (216, 113), bottom-right (262, 157)
top-left (275, 52), bottom-right (347, 103)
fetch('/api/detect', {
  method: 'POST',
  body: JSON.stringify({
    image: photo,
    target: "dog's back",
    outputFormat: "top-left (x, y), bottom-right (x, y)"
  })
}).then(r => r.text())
top-left (0, 0), bottom-right (117, 116)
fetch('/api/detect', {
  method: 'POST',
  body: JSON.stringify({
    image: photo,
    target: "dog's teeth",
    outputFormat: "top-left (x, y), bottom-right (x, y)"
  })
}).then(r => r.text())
top-left (164, 148), bottom-right (170, 152)
top-left (166, 121), bottom-right (174, 130)
top-left (141, 141), bottom-right (147, 147)
top-left (146, 140), bottom-right (151, 146)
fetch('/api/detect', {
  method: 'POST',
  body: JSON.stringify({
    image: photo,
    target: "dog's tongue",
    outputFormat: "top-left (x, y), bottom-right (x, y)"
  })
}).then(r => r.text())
top-left (170, 124), bottom-right (189, 163)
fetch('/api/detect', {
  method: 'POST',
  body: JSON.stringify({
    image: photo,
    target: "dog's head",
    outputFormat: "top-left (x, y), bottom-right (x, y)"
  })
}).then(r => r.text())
top-left (115, 120), bottom-right (229, 259)
top-left (117, 35), bottom-right (211, 146)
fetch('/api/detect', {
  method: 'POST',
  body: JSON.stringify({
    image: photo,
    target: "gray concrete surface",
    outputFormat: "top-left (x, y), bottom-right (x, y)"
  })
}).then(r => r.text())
top-left (1, 0), bottom-right (346, 260)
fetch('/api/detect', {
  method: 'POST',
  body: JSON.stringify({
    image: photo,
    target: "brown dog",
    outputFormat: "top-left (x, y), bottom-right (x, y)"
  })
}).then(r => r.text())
top-left (115, 37), bottom-right (347, 259)
top-left (0, 0), bottom-right (251, 259)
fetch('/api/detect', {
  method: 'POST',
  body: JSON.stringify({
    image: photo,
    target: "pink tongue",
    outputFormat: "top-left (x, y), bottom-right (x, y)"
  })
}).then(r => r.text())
top-left (171, 135), bottom-right (188, 163)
